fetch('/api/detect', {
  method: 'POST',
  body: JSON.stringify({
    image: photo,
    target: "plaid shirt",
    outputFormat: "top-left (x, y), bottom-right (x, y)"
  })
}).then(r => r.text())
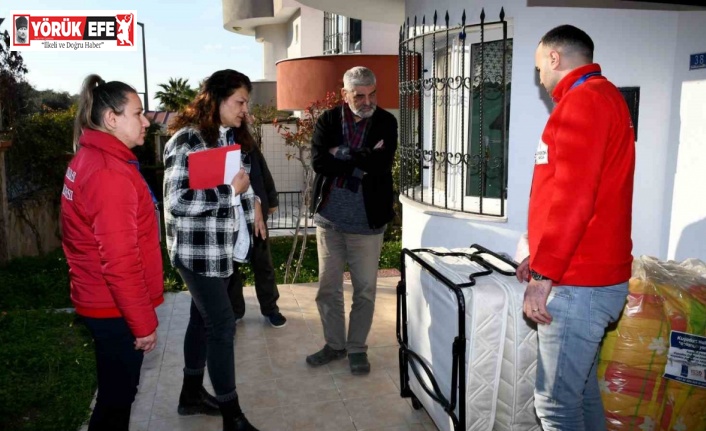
top-left (163, 127), bottom-right (255, 278)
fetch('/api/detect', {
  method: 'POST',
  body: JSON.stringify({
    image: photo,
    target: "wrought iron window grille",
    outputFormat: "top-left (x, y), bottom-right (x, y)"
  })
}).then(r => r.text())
top-left (399, 8), bottom-right (511, 217)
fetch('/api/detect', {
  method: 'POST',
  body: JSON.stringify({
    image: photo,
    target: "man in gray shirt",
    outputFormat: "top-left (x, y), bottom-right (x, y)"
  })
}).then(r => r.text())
top-left (305, 67), bottom-right (398, 375)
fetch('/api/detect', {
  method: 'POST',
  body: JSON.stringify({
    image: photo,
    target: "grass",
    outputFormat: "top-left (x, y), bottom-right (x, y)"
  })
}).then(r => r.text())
top-left (0, 310), bottom-right (96, 431)
top-left (0, 230), bottom-right (402, 430)
top-left (0, 248), bottom-right (72, 310)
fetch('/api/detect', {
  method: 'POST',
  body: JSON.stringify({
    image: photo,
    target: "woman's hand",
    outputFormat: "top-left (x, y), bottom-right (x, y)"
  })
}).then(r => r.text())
top-left (134, 331), bottom-right (157, 353)
top-left (231, 168), bottom-right (250, 195)
top-left (254, 199), bottom-right (267, 239)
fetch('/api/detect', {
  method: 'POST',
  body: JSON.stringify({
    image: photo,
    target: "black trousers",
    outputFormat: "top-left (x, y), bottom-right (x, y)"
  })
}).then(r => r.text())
top-left (83, 317), bottom-right (144, 431)
top-left (176, 265), bottom-right (237, 400)
top-left (228, 232), bottom-right (280, 318)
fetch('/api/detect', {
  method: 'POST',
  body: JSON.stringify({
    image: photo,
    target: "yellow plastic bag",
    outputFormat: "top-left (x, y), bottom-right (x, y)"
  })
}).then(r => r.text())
top-left (599, 256), bottom-right (706, 430)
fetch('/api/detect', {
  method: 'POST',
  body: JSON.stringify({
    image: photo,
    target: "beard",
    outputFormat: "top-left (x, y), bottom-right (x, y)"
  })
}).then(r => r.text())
top-left (351, 104), bottom-right (376, 119)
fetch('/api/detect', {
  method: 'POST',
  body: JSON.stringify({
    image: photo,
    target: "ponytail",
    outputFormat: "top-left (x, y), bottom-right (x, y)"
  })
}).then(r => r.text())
top-left (73, 74), bottom-right (136, 150)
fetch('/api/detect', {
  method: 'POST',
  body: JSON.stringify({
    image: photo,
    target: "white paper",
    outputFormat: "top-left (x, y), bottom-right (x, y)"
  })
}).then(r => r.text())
top-left (664, 330), bottom-right (706, 388)
top-left (223, 149), bottom-right (242, 184)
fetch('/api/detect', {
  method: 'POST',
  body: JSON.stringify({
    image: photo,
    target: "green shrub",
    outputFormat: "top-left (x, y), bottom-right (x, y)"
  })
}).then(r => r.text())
top-left (379, 240), bottom-right (402, 271)
top-left (5, 108), bottom-right (75, 202)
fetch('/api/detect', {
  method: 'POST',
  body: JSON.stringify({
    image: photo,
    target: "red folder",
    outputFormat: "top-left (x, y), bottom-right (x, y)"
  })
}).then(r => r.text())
top-left (187, 144), bottom-right (241, 189)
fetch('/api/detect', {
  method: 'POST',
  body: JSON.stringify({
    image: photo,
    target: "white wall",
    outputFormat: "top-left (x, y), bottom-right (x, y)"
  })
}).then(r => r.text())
top-left (286, 11), bottom-right (303, 59)
top-left (260, 124), bottom-right (305, 192)
top-left (666, 11), bottom-right (706, 261)
top-left (402, 0), bottom-right (693, 260)
top-left (257, 24), bottom-right (289, 79)
top-left (299, 6), bottom-right (324, 56)
top-left (361, 21), bottom-right (400, 54)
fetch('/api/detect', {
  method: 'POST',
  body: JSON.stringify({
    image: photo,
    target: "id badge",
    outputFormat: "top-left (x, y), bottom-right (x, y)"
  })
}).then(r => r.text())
top-left (535, 139), bottom-right (549, 165)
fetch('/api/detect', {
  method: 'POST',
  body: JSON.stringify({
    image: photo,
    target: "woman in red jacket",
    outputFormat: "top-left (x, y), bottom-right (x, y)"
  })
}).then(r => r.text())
top-left (61, 74), bottom-right (164, 431)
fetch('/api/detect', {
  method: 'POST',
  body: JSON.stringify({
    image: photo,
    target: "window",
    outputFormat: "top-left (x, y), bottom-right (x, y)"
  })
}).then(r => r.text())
top-left (399, 12), bottom-right (512, 217)
top-left (619, 87), bottom-right (640, 141)
top-left (323, 12), bottom-right (362, 55)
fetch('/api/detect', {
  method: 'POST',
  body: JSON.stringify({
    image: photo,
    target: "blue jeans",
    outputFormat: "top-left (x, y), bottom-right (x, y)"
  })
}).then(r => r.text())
top-left (535, 282), bottom-right (628, 431)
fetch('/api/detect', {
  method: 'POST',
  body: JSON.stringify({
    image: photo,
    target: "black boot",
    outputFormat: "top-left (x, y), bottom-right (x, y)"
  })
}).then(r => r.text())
top-left (88, 403), bottom-right (131, 431)
top-left (219, 398), bottom-right (260, 431)
top-left (178, 372), bottom-right (220, 416)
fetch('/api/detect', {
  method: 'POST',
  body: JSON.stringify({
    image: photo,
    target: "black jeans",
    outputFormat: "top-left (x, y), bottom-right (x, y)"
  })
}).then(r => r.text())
top-left (229, 232), bottom-right (280, 318)
top-left (177, 264), bottom-right (237, 401)
top-left (83, 317), bottom-right (144, 431)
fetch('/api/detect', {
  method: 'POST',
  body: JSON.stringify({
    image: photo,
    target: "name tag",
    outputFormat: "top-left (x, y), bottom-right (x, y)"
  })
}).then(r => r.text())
top-left (535, 140), bottom-right (549, 165)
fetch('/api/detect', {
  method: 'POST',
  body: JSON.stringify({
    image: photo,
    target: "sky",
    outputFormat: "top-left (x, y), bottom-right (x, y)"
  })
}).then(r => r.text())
top-left (0, 0), bottom-right (264, 110)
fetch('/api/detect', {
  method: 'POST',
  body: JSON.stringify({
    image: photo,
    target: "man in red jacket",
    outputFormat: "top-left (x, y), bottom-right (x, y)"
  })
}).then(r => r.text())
top-left (516, 25), bottom-right (635, 430)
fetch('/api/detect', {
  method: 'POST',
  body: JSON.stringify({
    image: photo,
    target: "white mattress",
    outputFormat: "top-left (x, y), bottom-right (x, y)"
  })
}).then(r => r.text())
top-left (403, 247), bottom-right (540, 431)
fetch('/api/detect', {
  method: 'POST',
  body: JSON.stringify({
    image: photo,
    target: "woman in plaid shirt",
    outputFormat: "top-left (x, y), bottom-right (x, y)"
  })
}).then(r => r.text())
top-left (163, 69), bottom-right (265, 431)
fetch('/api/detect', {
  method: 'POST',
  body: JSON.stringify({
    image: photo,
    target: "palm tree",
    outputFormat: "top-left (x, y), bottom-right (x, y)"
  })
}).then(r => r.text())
top-left (154, 77), bottom-right (196, 111)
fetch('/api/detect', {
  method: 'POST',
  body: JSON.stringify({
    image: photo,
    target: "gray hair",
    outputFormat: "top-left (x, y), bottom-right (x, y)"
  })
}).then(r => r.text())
top-left (343, 66), bottom-right (376, 91)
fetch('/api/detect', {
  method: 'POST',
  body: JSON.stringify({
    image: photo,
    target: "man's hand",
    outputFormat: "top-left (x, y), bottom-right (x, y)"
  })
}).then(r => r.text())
top-left (516, 256), bottom-right (530, 283)
top-left (134, 331), bottom-right (157, 353)
top-left (268, 206), bottom-right (277, 215)
top-left (254, 200), bottom-right (267, 239)
top-left (523, 279), bottom-right (553, 325)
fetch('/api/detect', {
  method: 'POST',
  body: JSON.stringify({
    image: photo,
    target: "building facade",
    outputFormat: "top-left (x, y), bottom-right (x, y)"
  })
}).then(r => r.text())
top-left (297, 0), bottom-right (706, 261)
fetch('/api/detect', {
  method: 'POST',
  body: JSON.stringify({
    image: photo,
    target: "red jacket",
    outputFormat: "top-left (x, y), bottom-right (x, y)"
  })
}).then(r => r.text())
top-left (529, 64), bottom-right (635, 286)
top-left (61, 129), bottom-right (164, 337)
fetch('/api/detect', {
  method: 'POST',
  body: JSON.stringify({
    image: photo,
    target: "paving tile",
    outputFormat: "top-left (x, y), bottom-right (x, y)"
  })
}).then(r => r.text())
top-left (149, 387), bottom-right (181, 421)
top-left (142, 348), bottom-right (165, 371)
top-left (423, 422), bottom-right (441, 431)
top-left (236, 378), bottom-right (280, 412)
top-left (358, 425), bottom-right (427, 431)
top-left (235, 356), bottom-right (275, 384)
top-left (172, 297), bottom-right (193, 316)
top-left (240, 406), bottom-right (290, 431)
top-left (138, 367), bottom-right (160, 395)
top-left (333, 369), bottom-right (399, 400)
top-left (386, 367), bottom-right (403, 392)
top-left (147, 414), bottom-right (222, 431)
top-left (235, 336), bottom-right (268, 364)
top-left (276, 374), bottom-right (341, 406)
top-left (281, 400), bottom-right (356, 431)
top-left (262, 315), bottom-right (309, 340)
top-left (161, 340), bottom-right (186, 368)
top-left (367, 327), bottom-right (399, 348)
top-left (84, 278), bottom-right (417, 430)
top-left (344, 393), bottom-right (423, 429)
top-left (156, 364), bottom-right (186, 392)
top-left (129, 391), bottom-right (156, 422)
top-left (265, 333), bottom-right (319, 356)
top-left (127, 421), bottom-right (150, 431)
top-left (234, 319), bottom-right (266, 340)
top-left (368, 345), bottom-right (401, 369)
top-left (269, 349), bottom-right (325, 379)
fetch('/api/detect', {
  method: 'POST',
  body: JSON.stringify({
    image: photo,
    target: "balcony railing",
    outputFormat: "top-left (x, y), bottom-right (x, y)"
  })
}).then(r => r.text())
top-left (267, 191), bottom-right (311, 230)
